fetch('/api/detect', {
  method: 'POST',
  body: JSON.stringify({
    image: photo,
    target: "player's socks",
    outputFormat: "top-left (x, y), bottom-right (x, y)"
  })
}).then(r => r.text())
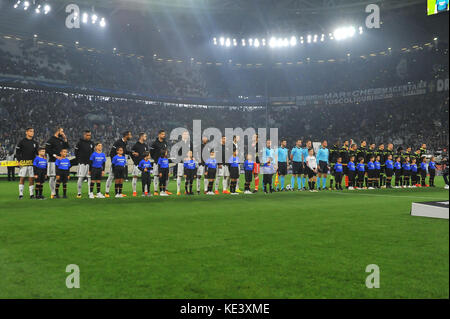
top-left (322, 177), bottom-right (327, 189)
top-left (280, 176), bottom-right (285, 190)
top-left (35, 185), bottom-right (40, 198)
top-left (317, 178), bottom-right (321, 189)
top-left (55, 183), bottom-right (60, 196)
top-left (297, 177), bottom-right (302, 189)
top-left (77, 177), bottom-right (83, 195)
top-left (254, 176), bottom-right (259, 190)
top-left (63, 184), bottom-right (67, 196)
top-left (19, 184), bottom-right (24, 196)
top-left (291, 176), bottom-right (295, 189)
top-left (89, 182), bottom-right (94, 194)
top-left (132, 177), bottom-right (138, 194)
top-left (115, 184), bottom-right (119, 195)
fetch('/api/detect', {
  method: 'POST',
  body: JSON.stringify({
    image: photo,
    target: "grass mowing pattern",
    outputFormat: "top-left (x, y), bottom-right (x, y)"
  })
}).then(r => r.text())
top-left (0, 177), bottom-right (448, 298)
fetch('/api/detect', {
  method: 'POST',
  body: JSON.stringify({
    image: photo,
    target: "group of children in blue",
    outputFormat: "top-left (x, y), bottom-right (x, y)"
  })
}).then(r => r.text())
top-left (30, 138), bottom-right (440, 199)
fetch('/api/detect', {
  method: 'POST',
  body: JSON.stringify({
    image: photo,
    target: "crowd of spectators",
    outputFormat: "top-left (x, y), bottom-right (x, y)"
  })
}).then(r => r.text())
top-left (0, 36), bottom-right (448, 99)
top-left (0, 35), bottom-right (448, 159)
top-left (0, 88), bottom-right (447, 160)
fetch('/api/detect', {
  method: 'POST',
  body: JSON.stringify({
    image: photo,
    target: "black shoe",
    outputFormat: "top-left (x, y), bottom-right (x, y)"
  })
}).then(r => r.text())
top-left (197, 191), bottom-right (200, 195)
top-left (30, 195), bottom-right (35, 199)
top-left (63, 195), bottom-right (68, 199)
top-left (40, 196), bottom-right (46, 200)
top-left (55, 194), bottom-right (60, 199)
top-left (19, 195), bottom-right (23, 200)
top-left (252, 190), bottom-right (258, 193)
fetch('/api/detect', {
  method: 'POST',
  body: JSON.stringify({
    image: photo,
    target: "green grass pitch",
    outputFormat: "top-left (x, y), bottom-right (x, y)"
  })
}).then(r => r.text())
top-left (0, 176), bottom-right (448, 299)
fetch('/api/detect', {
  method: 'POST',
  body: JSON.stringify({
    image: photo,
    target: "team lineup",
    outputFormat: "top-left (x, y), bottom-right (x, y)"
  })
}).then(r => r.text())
top-left (14, 126), bottom-right (448, 200)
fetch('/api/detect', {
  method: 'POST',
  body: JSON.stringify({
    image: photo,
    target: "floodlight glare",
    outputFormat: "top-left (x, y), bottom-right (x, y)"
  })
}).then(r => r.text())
top-left (82, 13), bottom-right (89, 23)
top-left (99, 18), bottom-right (106, 28)
top-left (225, 38), bottom-right (231, 47)
top-left (213, 37), bottom-right (217, 45)
top-left (262, 38), bottom-right (266, 46)
top-left (23, 1), bottom-right (29, 10)
top-left (92, 14), bottom-right (98, 24)
top-left (249, 38), bottom-right (253, 46)
top-left (219, 37), bottom-right (225, 46)
top-left (290, 36), bottom-right (297, 46)
top-left (241, 39), bottom-right (246, 46)
top-left (43, 4), bottom-right (50, 14)
top-left (307, 35), bottom-right (312, 43)
top-left (269, 37), bottom-right (277, 48)
top-left (233, 38), bottom-right (237, 46)
top-left (254, 38), bottom-right (260, 48)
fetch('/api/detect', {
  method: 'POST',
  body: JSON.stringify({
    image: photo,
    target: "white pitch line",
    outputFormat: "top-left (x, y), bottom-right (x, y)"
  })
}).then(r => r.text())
top-left (329, 191), bottom-right (449, 200)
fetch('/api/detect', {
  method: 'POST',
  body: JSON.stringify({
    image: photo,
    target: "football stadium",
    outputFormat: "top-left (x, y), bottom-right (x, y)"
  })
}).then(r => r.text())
top-left (0, 0), bottom-right (449, 305)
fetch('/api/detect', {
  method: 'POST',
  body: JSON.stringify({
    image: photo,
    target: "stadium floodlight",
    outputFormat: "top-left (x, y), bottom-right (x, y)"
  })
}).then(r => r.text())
top-left (290, 36), bottom-right (297, 47)
top-left (333, 26), bottom-right (356, 41)
top-left (321, 34), bottom-right (325, 42)
top-left (269, 37), bottom-right (277, 48)
top-left (313, 34), bottom-right (318, 43)
top-left (359, 26), bottom-right (363, 34)
top-left (233, 38), bottom-right (237, 46)
top-left (241, 39), bottom-right (246, 46)
top-left (99, 18), bottom-right (106, 28)
top-left (433, 37), bottom-right (438, 41)
top-left (249, 38), bottom-right (253, 46)
top-left (43, 4), bottom-right (51, 14)
top-left (23, 1), bottom-right (29, 10)
top-left (35, 4), bottom-right (41, 13)
top-left (307, 35), bottom-right (312, 43)
top-left (213, 37), bottom-right (217, 45)
top-left (14, 1), bottom-right (21, 9)
top-left (283, 38), bottom-right (289, 47)
top-left (219, 37), bottom-right (225, 46)
top-left (33, 34), bottom-right (38, 38)
top-left (262, 38), bottom-right (266, 46)
top-left (225, 38), bottom-right (231, 47)
top-left (92, 14), bottom-right (98, 24)
top-left (254, 38), bottom-right (260, 48)
top-left (82, 13), bottom-right (89, 24)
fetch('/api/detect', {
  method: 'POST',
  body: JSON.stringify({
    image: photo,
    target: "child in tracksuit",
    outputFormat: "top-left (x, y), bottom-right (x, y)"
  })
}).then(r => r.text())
top-left (262, 157), bottom-right (276, 194)
top-left (138, 152), bottom-right (152, 196)
top-left (243, 154), bottom-right (254, 194)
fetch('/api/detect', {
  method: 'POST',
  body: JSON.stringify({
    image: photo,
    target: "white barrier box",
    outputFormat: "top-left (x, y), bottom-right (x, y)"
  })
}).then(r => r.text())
top-left (411, 201), bottom-right (449, 219)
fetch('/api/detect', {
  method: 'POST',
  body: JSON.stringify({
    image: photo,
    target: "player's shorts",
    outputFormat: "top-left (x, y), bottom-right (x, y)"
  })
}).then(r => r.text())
top-left (77, 164), bottom-right (90, 178)
top-left (367, 169), bottom-right (376, 178)
top-left (196, 164), bottom-right (205, 176)
top-left (292, 161), bottom-right (303, 175)
top-left (113, 166), bottom-right (125, 179)
top-left (252, 163), bottom-right (260, 174)
top-left (218, 165), bottom-right (230, 177)
top-left (206, 168), bottom-right (217, 179)
top-left (91, 167), bottom-right (103, 180)
top-left (56, 169), bottom-right (70, 183)
top-left (185, 168), bottom-right (196, 180)
top-left (229, 166), bottom-right (240, 179)
top-left (385, 168), bottom-right (394, 177)
top-left (318, 161), bottom-right (329, 174)
top-left (47, 162), bottom-right (56, 177)
top-left (277, 162), bottom-right (287, 175)
top-left (176, 163), bottom-right (184, 177)
top-left (19, 166), bottom-right (34, 178)
top-left (245, 170), bottom-right (253, 183)
top-left (34, 168), bottom-right (46, 183)
top-left (306, 166), bottom-right (316, 179)
top-left (302, 162), bottom-right (308, 175)
top-left (131, 165), bottom-right (142, 177)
